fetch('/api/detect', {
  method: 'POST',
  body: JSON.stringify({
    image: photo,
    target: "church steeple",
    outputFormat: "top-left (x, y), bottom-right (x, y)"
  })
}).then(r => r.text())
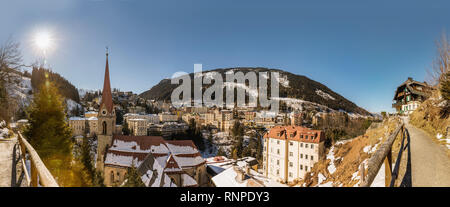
top-left (100, 48), bottom-right (114, 115)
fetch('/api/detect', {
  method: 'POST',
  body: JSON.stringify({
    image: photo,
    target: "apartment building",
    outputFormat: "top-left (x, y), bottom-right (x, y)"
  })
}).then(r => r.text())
top-left (263, 126), bottom-right (325, 183)
top-left (128, 118), bottom-right (148, 136)
top-left (159, 112), bottom-right (179, 122)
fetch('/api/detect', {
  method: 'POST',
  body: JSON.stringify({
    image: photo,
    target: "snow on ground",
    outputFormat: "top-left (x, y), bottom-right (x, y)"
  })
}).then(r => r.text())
top-left (317, 181), bottom-right (333, 187)
top-left (0, 121), bottom-right (10, 139)
top-left (66, 99), bottom-right (82, 111)
top-left (318, 173), bottom-right (326, 184)
top-left (278, 74), bottom-right (290, 88)
top-left (326, 146), bottom-right (336, 174)
top-left (6, 74), bottom-right (33, 108)
top-left (436, 133), bottom-right (450, 149)
top-left (315, 89), bottom-right (335, 101)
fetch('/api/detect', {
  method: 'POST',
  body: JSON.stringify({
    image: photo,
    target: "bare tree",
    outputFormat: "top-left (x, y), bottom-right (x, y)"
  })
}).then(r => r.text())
top-left (426, 32), bottom-right (450, 86)
top-left (0, 38), bottom-right (23, 122)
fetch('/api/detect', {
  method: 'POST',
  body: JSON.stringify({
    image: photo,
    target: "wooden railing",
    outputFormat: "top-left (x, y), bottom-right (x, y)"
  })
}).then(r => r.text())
top-left (17, 132), bottom-right (59, 187)
top-left (359, 121), bottom-right (412, 187)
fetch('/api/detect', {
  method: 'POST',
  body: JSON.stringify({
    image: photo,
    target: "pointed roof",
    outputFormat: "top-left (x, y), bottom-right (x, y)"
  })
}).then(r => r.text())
top-left (164, 154), bottom-right (183, 173)
top-left (100, 52), bottom-right (114, 114)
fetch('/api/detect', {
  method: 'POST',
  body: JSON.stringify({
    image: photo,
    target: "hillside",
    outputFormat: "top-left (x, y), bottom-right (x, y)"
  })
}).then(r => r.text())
top-left (409, 90), bottom-right (450, 152)
top-left (294, 117), bottom-right (401, 187)
top-left (31, 67), bottom-right (80, 103)
top-left (139, 67), bottom-right (371, 116)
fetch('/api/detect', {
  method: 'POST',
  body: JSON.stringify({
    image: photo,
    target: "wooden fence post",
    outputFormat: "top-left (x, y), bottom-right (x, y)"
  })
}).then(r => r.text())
top-left (384, 150), bottom-right (392, 187)
top-left (31, 162), bottom-right (38, 187)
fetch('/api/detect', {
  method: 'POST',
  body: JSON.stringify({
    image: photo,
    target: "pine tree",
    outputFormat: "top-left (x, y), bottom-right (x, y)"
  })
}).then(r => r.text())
top-left (123, 165), bottom-right (145, 187)
top-left (23, 81), bottom-right (87, 186)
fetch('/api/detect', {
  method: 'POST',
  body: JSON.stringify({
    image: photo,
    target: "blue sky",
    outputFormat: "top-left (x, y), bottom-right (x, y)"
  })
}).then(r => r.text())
top-left (1, 0), bottom-right (449, 113)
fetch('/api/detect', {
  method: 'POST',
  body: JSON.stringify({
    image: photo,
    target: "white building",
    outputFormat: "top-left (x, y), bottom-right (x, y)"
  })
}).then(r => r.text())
top-left (263, 126), bottom-right (326, 183)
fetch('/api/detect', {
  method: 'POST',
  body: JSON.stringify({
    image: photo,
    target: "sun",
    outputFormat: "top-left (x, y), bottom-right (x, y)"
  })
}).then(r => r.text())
top-left (34, 31), bottom-right (53, 52)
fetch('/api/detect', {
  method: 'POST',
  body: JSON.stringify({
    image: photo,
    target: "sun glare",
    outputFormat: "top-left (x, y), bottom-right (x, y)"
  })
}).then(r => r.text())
top-left (34, 31), bottom-right (53, 52)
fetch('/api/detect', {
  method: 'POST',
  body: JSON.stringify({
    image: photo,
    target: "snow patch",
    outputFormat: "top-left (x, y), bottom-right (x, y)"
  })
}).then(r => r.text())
top-left (315, 89), bottom-right (335, 101)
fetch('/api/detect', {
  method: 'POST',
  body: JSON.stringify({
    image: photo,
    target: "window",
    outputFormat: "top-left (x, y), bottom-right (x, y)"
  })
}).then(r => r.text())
top-left (305, 135), bottom-right (308, 139)
top-left (289, 141), bottom-right (293, 146)
top-left (311, 136), bottom-right (315, 140)
top-left (305, 144), bottom-right (309, 148)
top-left (277, 140), bottom-right (280, 144)
top-left (289, 152), bottom-right (293, 156)
top-left (300, 143), bottom-right (303, 147)
top-left (276, 169), bottom-right (279, 175)
top-left (277, 149), bottom-right (280, 155)
top-left (300, 135), bottom-right (303, 138)
top-left (277, 160), bottom-right (280, 165)
top-left (300, 154), bottom-right (303, 158)
top-left (305, 155), bottom-right (308, 159)
top-left (300, 165), bottom-right (303, 170)
top-left (289, 162), bottom-right (293, 167)
top-left (305, 166), bottom-right (308, 171)
top-left (311, 156), bottom-right (314, 160)
top-left (311, 145), bottom-right (314, 149)
top-left (289, 172), bottom-right (293, 177)
top-left (102, 121), bottom-right (107, 135)
top-left (110, 171), bottom-right (114, 183)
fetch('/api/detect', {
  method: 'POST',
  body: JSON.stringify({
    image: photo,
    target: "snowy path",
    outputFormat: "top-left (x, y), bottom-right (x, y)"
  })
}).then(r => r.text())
top-left (405, 119), bottom-right (450, 187)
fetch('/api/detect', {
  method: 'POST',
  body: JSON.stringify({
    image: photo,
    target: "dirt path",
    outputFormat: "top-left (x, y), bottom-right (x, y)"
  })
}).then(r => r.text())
top-left (0, 138), bottom-right (17, 187)
top-left (404, 118), bottom-right (450, 187)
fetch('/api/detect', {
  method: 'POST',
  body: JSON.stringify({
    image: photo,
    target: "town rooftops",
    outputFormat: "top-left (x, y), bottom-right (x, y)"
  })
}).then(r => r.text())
top-left (104, 135), bottom-right (205, 169)
top-left (264, 125), bottom-right (325, 143)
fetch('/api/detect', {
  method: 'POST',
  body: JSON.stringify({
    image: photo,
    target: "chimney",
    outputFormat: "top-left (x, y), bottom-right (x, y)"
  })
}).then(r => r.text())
top-left (408, 77), bottom-right (413, 81)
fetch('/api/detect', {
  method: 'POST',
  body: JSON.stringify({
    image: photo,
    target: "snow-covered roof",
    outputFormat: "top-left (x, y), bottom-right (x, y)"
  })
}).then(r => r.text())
top-left (69, 117), bottom-right (85, 121)
top-left (105, 135), bottom-right (205, 170)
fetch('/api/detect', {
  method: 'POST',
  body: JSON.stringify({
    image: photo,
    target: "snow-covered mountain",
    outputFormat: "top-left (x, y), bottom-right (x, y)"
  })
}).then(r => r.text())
top-left (140, 67), bottom-right (372, 116)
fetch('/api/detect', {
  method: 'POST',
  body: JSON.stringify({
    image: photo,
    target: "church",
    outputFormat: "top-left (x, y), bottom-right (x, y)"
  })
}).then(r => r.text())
top-left (95, 51), bottom-right (208, 187)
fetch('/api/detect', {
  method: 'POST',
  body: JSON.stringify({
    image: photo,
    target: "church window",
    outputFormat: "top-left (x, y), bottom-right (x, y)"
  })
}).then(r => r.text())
top-left (110, 171), bottom-right (114, 184)
top-left (102, 121), bottom-right (107, 135)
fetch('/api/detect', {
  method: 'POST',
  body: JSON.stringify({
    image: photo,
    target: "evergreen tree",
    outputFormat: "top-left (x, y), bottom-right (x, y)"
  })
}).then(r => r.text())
top-left (122, 165), bottom-right (145, 187)
top-left (122, 121), bottom-right (131, 135)
top-left (440, 72), bottom-right (450, 101)
top-left (23, 81), bottom-right (88, 186)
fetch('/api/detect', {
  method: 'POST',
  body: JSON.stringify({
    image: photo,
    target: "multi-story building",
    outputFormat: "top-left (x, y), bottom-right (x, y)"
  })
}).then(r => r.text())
top-left (69, 117), bottom-right (86, 137)
top-left (128, 118), bottom-right (148, 136)
top-left (204, 113), bottom-right (215, 126)
top-left (159, 112), bottom-right (179, 122)
top-left (68, 116), bottom-right (98, 137)
top-left (392, 77), bottom-right (434, 115)
top-left (244, 111), bottom-right (256, 121)
top-left (263, 126), bottom-right (325, 183)
top-left (124, 113), bottom-right (159, 125)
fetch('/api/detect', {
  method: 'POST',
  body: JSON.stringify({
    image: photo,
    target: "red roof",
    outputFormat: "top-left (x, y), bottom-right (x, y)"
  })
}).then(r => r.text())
top-left (264, 125), bottom-right (325, 143)
top-left (99, 53), bottom-right (114, 114)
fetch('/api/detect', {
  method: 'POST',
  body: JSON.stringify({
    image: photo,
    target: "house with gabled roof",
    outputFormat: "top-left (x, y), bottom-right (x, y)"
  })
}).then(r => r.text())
top-left (103, 135), bottom-right (207, 187)
top-left (392, 77), bottom-right (434, 115)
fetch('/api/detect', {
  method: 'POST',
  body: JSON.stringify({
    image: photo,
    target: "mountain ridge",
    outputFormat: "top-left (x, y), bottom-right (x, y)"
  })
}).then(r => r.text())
top-left (139, 67), bottom-right (372, 116)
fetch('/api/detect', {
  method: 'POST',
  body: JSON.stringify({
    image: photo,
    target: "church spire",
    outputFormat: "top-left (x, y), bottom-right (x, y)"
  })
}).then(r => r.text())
top-left (100, 48), bottom-right (114, 114)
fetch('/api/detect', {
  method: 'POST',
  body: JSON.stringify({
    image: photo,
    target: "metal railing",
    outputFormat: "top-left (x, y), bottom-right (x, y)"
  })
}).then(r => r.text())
top-left (17, 132), bottom-right (59, 187)
top-left (359, 122), bottom-right (412, 187)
